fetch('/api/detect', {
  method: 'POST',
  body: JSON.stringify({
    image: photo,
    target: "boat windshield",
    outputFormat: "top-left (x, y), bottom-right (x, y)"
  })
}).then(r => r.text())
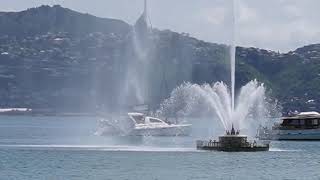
top-left (131, 115), bottom-right (145, 124)
top-left (149, 118), bottom-right (163, 123)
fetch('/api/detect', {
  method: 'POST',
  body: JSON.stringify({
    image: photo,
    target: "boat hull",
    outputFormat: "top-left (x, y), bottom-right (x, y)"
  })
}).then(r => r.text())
top-left (96, 121), bottom-right (192, 136)
top-left (258, 129), bottom-right (320, 141)
top-left (96, 113), bottom-right (192, 137)
top-left (275, 129), bottom-right (320, 140)
top-left (130, 125), bottom-right (192, 136)
top-left (258, 111), bottom-right (320, 141)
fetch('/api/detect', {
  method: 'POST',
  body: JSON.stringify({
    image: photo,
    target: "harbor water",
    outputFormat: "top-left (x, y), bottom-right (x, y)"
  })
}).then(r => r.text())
top-left (0, 116), bottom-right (319, 180)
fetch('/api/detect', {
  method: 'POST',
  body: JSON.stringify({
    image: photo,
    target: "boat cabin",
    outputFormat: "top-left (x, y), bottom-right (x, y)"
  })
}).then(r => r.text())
top-left (279, 112), bottom-right (320, 130)
top-left (128, 112), bottom-right (167, 125)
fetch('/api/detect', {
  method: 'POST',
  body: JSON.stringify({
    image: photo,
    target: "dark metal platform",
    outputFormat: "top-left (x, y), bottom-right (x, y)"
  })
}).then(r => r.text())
top-left (196, 125), bottom-right (270, 152)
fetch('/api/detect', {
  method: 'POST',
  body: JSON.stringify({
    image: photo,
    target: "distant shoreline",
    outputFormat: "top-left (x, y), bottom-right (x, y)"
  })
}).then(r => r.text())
top-left (0, 111), bottom-right (101, 117)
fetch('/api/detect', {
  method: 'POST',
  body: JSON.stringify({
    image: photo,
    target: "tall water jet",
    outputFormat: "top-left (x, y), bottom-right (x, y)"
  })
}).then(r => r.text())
top-left (230, 0), bottom-right (237, 113)
top-left (133, 0), bottom-right (150, 60)
top-left (120, 0), bottom-right (153, 108)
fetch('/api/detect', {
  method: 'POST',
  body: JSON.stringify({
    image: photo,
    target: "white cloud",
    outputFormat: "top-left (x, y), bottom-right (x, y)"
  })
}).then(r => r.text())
top-left (284, 5), bottom-right (302, 19)
top-left (0, 0), bottom-right (320, 51)
top-left (201, 7), bottom-right (227, 25)
top-left (238, 3), bottom-right (258, 24)
top-left (236, 0), bottom-right (320, 52)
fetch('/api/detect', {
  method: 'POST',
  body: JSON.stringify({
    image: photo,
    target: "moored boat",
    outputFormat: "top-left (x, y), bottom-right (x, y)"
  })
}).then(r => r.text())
top-left (96, 112), bottom-right (192, 136)
top-left (257, 111), bottom-right (320, 140)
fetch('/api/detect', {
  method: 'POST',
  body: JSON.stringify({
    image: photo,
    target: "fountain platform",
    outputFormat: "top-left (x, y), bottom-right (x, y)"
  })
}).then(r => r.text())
top-left (196, 125), bottom-right (269, 152)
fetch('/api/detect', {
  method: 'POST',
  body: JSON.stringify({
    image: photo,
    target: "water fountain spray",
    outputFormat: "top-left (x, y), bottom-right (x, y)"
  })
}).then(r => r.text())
top-left (157, 0), bottom-right (276, 135)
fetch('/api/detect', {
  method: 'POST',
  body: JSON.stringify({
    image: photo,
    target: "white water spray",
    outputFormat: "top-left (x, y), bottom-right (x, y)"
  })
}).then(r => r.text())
top-left (158, 80), bottom-right (268, 134)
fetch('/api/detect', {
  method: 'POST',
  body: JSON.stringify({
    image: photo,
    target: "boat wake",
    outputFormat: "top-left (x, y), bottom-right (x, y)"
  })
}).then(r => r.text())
top-left (0, 144), bottom-right (198, 152)
top-left (269, 148), bottom-right (301, 152)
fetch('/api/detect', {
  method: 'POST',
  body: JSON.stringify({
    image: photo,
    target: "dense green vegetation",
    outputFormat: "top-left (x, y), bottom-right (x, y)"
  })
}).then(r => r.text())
top-left (0, 5), bottom-right (319, 114)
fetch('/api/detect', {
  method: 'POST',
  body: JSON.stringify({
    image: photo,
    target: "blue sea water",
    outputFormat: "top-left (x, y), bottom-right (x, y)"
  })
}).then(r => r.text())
top-left (0, 116), bottom-right (319, 180)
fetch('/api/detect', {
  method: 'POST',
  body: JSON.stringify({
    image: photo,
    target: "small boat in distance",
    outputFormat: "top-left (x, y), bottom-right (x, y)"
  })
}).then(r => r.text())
top-left (96, 112), bottom-right (192, 136)
top-left (257, 111), bottom-right (320, 140)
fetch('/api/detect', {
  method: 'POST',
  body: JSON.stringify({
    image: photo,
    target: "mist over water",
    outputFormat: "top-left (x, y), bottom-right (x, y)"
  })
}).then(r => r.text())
top-left (124, 29), bottom-right (149, 105)
top-left (101, 0), bottom-right (281, 138)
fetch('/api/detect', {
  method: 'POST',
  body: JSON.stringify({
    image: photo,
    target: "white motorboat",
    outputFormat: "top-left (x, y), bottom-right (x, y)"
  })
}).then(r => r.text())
top-left (257, 111), bottom-right (320, 140)
top-left (96, 112), bottom-right (192, 136)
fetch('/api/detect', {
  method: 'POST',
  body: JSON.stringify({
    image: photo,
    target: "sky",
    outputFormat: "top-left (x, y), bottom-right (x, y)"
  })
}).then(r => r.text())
top-left (1, 0), bottom-right (320, 52)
